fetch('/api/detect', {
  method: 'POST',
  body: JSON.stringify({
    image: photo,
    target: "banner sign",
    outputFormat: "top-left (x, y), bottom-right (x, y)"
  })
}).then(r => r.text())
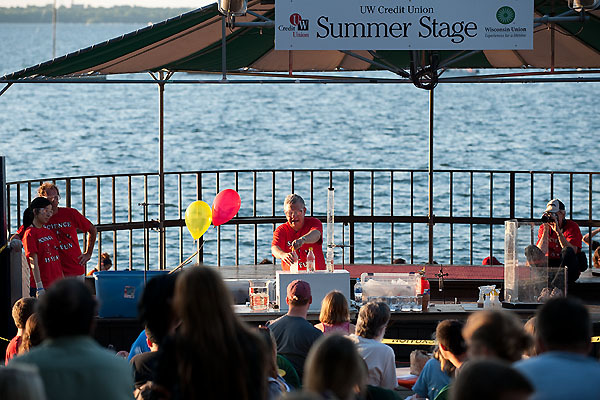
top-left (275, 0), bottom-right (533, 50)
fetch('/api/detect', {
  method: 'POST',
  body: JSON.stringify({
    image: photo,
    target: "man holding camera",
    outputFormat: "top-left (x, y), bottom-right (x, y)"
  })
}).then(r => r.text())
top-left (536, 199), bottom-right (585, 283)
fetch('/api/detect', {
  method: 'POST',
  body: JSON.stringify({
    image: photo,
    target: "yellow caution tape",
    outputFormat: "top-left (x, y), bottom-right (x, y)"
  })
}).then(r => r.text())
top-left (0, 243), bottom-right (8, 254)
top-left (383, 337), bottom-right (600, 345)
top-left (382, 339), bottom-right (435, 346)
top-left (0, 336), bottom-right (10, 342)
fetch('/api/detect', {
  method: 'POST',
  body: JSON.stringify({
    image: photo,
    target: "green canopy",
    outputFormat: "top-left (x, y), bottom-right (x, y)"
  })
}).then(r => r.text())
top-left (2, 0), bottom-right (600, 82)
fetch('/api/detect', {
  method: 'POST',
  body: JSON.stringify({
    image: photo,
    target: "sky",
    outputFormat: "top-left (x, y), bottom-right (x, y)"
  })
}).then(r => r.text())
top-left (0, 1), bottom-right (214, 7)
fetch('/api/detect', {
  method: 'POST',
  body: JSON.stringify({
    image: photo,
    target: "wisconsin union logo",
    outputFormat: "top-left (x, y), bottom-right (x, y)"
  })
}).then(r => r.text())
top-left (289, 13), bottom-right (309, 31)
top-left (496, 6), bottom-right (515, 24)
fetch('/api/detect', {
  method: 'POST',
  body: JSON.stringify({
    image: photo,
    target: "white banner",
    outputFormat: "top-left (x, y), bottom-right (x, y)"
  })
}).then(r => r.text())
top-left (275, 0), bottom-right (533, 50)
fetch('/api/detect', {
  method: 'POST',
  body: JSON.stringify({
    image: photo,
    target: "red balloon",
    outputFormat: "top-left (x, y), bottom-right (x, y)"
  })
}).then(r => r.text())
top-left (211, 189), bottom-right (241, 226)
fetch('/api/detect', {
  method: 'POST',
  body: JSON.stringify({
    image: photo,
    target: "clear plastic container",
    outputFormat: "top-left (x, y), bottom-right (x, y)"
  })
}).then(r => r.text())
top-left (249, 279), bottom-right (269, 311)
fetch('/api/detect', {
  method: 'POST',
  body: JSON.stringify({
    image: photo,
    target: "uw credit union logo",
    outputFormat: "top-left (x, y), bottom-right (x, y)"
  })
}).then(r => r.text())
top-left (290, 13), bottom-right (309, 31)
top-left (279, 12), bottom-right (309, 37)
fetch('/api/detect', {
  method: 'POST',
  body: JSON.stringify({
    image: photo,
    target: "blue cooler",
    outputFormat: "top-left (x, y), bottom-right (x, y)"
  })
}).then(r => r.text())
top-left (93, 270), bottom-right (169, 318)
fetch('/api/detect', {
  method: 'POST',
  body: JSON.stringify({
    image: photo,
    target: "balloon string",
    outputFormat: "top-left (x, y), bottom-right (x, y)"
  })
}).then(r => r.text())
top-left (169, 239), bottom-right (206, 274)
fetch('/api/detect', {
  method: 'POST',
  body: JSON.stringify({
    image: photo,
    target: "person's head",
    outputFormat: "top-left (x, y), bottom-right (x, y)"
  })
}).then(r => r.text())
top-left (524, 245), bottom-right (546, 268)
top-left (544, 198), bottom-right (566, 226)
top-left (22, 197), bottom-right (53, 229)
top-left (523, 317), bottom-right (539, 358)
top-left (38, 278), bottom-right (96, 338)
top-left (355, 302), bottom-right (390, 340)
top-left (536, 297), bottom-right (591, 354)
top-left (18, 313), bottom-right (45, 354)
top-left (319, 290), bottom-right (350, 325)
top-left (138, 273), bottom-right (177, 345)
top-left (284, 194), bottom-right (306, 231)
top-left (145, 325), bottom-right (159, 351)
top-left (304, 334), bottom-right (367, 400)
top-left (286, 280), bottom-right (312, 308)
top-left (0, 364), bottom-right (47, 400)
top-left (462, 310), bottom-right (531, 363)
top-left (38, 182), bottom-right (60, 212)
top-left (451, 359), bottom-right (533, 400)
top-left (593, 247), bottom-right (600, 269)
top-left (436, 319), bottom-right (467, 365)
top-left (12, 297), bottom-right (37, 331)
top-left (482, 256), bottom-right (502, 265)
top-left (99, 253), bottom-right (112, 271)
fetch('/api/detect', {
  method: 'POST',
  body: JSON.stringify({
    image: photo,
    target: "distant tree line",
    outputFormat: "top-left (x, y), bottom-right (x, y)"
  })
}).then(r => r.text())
top-left (0, 5), bottom-right (198, 23)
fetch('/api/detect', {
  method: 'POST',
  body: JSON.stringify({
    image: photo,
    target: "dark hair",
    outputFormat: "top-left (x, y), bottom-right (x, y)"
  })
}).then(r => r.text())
top-left (256, 326), bottom-right (279, 379)
top-left (355, 302), bottom-right (390, 339)
top-left (173, 266), bottom-right (268, 400)
top-left (451, 359), bottom-right (533, 400)
top-left (537, 297), bottom-right (591, 351)
top-left (18, 313), bottom-right (45, 354)
top-left (100, 253), bottom-right (112, 269)
top-left (38, 278), bottom-right (96, 338)
top-left (304, 334), bottom-right (367, 399)
top-left (12, 298), bottom-right (37, 330)
top-left (22, 197), bottom-right (52, 229)
top-left (137, 273), bottom-right (177, 345)
top-left (436, 320), bottom-right (467, 356)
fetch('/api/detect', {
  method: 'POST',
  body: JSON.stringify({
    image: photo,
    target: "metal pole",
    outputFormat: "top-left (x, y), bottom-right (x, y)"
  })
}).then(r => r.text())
top-left (428, 89), bottom-right (434, 264)
top-left (221, 15), bottom-right (227, 81)
top-left (158, 71), bottom-right (166, 270)
top-left (52, 0), bottom-right (57, 59)
top-left (0, 156), bottom-right (13, 344)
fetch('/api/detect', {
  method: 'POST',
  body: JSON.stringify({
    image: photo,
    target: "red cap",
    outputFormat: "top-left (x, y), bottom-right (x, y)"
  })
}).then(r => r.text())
top-left (482, 256), bottom-right (503, 265)
top-left (286, 280), bottom-right (311, 302)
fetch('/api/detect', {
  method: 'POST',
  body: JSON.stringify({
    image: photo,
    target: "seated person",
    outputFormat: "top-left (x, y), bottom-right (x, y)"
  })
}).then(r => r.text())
top-left (314, 290), bottom-right (356, 335)
top-left (5, 298), bottom-right (37, 364)
top-left (266, 280), bottom-right (322, 380)
top-left (451, 359), bottom-right (532, 400)
top-left (411, 346), bottom-right (452, 400)
top-left (131, 326), bottom-right (160, 389)
top-left (86, 252), bottom-right (112, 276)
top-left (271, 194), bottom-right (325, 271)
top-left (530, 199), bottom-right (585, 283)
top-left (349, 302), bottom-right (397, 390)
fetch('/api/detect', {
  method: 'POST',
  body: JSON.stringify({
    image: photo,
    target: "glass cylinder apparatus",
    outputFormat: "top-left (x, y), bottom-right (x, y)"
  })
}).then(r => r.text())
top-left (249, 280), bottom-right (269, 311)
top-left (568, 0), bottom-right (599, 11)
top-left (327, 187), bottom-right (335, 272)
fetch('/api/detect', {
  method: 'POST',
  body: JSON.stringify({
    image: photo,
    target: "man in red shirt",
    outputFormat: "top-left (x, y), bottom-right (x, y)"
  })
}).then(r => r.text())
top-left (271, 194), bottom-right (326, 271)
top-left (38, 182), bottom-right (97, 278)
top-left (535, 198), bottom-right (585, 283)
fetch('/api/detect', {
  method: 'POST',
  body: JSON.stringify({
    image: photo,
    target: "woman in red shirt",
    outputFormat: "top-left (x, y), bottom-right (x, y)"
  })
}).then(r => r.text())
top-left (22, 197), bottom-right (63, 296)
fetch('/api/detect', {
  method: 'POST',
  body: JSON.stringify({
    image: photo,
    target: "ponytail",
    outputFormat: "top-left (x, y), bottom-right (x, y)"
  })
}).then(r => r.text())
top-left (23, 197), bottom-right (52, 228)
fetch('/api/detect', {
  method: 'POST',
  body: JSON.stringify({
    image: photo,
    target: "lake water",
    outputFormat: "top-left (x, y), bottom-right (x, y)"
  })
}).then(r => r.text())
top-left (1, 22), bottom-right (598, 268)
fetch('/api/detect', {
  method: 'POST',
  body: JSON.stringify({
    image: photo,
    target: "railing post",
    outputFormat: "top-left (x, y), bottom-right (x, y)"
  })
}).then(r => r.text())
top-left (0, 156), bottom-right (13, 345)
top-left (158, 71), bottom-right (166, 270)
top-left (509, 172), bottom-right (515, 219)
top-left (428, 89), bottom-right (434, 264)
top-left (349, 171), bottom-right (355, 264)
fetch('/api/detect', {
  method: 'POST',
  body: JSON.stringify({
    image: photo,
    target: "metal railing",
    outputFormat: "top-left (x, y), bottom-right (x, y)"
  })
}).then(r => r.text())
top-left (6, 169), bottom-right (600, 271)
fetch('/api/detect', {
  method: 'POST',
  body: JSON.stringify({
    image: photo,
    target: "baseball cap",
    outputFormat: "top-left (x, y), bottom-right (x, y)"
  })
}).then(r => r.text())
top-left (545, 199), bottom-right (565, 213)
top-left (482, 256), bottom-right (502, 265)
top-left (287, 280), bottom-right (311, 302)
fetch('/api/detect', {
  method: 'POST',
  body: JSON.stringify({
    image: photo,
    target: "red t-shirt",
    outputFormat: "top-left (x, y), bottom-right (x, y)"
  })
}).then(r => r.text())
top-left (23, 226), bottom-right (64, 289)
top-left (537, 219), bottom-right (582, 259)
top-left (5, 335), bottom-right (21, 364)
top-left (44, 207), bottom-right (93, 277)
top-left (272, 217), bottom-right (326, 271)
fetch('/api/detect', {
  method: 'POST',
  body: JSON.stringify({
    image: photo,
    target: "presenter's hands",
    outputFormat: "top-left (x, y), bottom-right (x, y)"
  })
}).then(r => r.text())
top-left (36, 288), bottom-right (45, 298)
top-left (78, 252), bottom-right (92, 265)
top-left (282, 251), bottom-right (298, 266)
top-left (290, 237), bottom-right (306, 251)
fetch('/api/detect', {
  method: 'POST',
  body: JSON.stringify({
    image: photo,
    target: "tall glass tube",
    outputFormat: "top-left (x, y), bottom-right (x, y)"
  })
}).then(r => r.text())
top-left (327, 187), bottom-right (335, 272)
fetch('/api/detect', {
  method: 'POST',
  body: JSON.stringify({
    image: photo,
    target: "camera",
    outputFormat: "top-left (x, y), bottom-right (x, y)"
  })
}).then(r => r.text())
top-left (541, 212), bottom-right (556, 223)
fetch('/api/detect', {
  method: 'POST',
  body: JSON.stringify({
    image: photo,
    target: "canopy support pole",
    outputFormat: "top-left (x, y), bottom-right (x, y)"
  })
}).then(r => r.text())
top-left (158, 71), bottom-right (166, 270)
top-left (0, 83), bottom-right (12, 98)
top-left (428, 89), bottom-right (435, 264)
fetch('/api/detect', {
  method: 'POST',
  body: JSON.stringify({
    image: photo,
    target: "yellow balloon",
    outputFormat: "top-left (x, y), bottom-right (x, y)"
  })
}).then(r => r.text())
top-left (185, 200), bottom-right (212, 240)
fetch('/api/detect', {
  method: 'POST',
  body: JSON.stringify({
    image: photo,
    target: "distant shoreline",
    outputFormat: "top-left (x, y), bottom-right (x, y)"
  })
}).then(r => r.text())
top-left (0, 5), bottom-right (197, 24)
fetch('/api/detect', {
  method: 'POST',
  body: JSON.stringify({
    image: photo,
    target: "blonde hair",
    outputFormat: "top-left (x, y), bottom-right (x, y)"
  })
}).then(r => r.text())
top-left (37, 182), bottom-right (59, 197)
top-left (593, 247), bottom-right (600, 269)
top-left (523, 317), bottom-right (539, 357)
top-left (319, 291), bottom-right (350, 325)
top-left (463, 310), bottom-right (532, 363)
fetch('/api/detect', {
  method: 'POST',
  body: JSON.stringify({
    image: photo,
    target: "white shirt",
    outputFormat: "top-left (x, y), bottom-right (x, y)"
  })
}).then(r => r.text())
top-left (349, 334), bottom-right (397, 389)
